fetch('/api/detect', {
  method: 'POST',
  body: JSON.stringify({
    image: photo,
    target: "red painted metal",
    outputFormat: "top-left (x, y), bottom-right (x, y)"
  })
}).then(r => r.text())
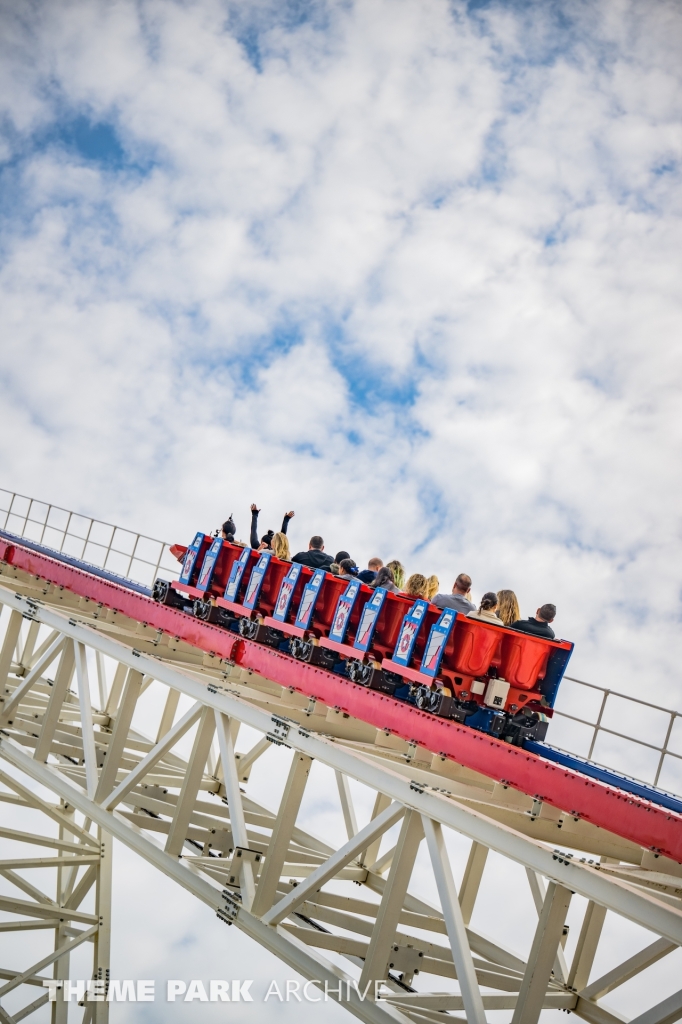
top-left (2, 538), bottom-right (681, 863)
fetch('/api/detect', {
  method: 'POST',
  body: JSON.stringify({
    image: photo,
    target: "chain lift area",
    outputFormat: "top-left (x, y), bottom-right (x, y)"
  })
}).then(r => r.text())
top-left (0, 490), bottom-right (680, 1023)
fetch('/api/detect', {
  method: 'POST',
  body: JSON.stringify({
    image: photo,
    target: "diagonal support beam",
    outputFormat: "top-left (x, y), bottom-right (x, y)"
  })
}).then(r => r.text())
top-left (251, 752), bottom-right (312, 918)
top-left (104, 664), bottom-right (127, 717)
top-left (422, 817), bottom-right (486, 1023)
top-left (235, 737), bottom-right (270, 781)
top-left (264, 802), bottom-right (405, 926)
top-left (26, 629), bottom-right (61, 670)
top-left (511, 881), bottom-right (572, 1024)
top-left (0, 867), bottom-right (54, 908)
top-left (362, 793), bottom-right (392, 869)
top-left (0, 1004), bottom-right (14, 1024)
top-left (0, 768), bottom-right (97, 847)
top-left (568, 897), bottom-right (607, 992)
top-left (1, 634), bottom-right (66, 724)
top-left (0, 739), bottom-right (414, 1024)
top-left (0, 611), bottom-right (23, 692)
top-left (459, 841), bottom-right (488, 927)
top-left (156, 687), bottom-right (180, 742)
top-left (360, 810), bottom-right (423, 993)
top-left (95, 651), bottom-right (108, 712)
top-left (94, 669), bottom-right (144, 802)
top-left (165, 707), bottom-right (215, 857)
top-left (580, 937), bottom-right (677, 1002)
top-left (214, 712), bottom-right (255, 909)
top-left (33, 639), bottom-right (75, 763)
top-left (629, 989), bottom-right (682, 1024)
top-left (74, 642), bottom-right (98, 798)
top-left (0, 924), bottom-right (98, 998)
top-left (65, 865), bottom-right (98, 911)
top-left (526, 868), bottom-right (569, 984)
top-left (13, 992), bottom-right (50, 1021)
top-left (336, 771), bottom-right (358, 839)
top-left (100, 701), bottom-right (204, 809)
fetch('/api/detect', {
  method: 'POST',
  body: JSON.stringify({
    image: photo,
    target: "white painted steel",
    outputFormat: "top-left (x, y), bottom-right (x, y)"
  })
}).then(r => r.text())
top-left (0, 554), bottom-right (681, 1023)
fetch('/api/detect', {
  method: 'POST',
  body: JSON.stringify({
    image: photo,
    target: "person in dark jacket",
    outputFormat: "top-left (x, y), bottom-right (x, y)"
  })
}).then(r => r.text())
top-left (512, 604), bottom-right (556, 639)
top-left (358, 557), bottom-right (383, 584)
top-left (292, 535), bottom-right (334, 569)
top-left (250, 506), bottom-right (295, 550)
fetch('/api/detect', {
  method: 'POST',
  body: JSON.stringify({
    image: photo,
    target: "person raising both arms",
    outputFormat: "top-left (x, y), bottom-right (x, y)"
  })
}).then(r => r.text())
top-left (250, 505), bottom-right (295, 550)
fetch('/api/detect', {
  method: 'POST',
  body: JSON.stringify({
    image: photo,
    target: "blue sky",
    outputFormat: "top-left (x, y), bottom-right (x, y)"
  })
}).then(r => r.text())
top-left (1, 0), bottom-right (681, 691)
top-left (0, 2), bottom-right (681, 1015)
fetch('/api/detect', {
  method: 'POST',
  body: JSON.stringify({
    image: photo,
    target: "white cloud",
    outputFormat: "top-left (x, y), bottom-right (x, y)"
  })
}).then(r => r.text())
top-left (0, 2), bottom-right (681, 1015)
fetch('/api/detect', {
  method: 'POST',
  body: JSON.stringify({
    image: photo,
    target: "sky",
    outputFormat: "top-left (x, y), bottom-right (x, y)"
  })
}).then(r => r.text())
top-left (0, 0), bottom-right (681, 1019)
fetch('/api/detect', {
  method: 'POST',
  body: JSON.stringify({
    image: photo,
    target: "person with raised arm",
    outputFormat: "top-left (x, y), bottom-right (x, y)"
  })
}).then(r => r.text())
top-left (249, 505), bottom-right (295, 550)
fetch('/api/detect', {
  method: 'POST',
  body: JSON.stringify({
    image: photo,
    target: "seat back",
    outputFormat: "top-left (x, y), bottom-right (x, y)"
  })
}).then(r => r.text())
top-left (368, 591), bottom-right (414, 657)
top-left (448, 618), bottom-right (502, 677)
top-left (499, 633), bottom-right (552, 690)
top-left (178, 533), bottom-right (212, 587)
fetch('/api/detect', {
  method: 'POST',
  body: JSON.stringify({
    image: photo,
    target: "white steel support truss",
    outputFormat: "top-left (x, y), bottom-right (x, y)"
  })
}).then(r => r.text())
top-left (0, 565), bottom-right (681, 1023)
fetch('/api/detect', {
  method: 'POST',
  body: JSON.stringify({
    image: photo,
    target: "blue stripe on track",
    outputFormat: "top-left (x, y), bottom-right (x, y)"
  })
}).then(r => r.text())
top-left (5, 524), bottom-right (682, 817)
top-left (526, 741), bottom-right (682, 815)
top-left (0, 528), bottom-right (154, 597)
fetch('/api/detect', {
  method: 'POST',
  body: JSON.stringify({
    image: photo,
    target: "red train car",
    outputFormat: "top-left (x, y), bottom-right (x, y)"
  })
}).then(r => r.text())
top-left (154, 538), bottom-right (573, 746)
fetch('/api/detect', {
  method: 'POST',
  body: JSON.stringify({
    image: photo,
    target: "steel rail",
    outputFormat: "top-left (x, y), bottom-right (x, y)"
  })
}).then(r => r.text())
top-left (0, 587), bottom-right (681, 943)
top-left (1, 541), bottom-right (682, 864)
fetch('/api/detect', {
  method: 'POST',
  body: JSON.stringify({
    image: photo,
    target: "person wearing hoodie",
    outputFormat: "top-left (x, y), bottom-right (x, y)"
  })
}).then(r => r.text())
top-left (358, 557), bottom-right (383, 584)
top-left (292, 535), bottom-right (335, 570)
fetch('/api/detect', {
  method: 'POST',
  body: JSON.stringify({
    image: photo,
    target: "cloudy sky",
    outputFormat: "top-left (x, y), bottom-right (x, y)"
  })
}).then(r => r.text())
top-left (0, 0), bottom-right (681, 1018)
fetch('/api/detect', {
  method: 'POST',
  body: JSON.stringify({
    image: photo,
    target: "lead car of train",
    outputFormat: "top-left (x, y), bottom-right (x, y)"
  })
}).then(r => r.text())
top-left (153, 533), bottom-right (574, 747)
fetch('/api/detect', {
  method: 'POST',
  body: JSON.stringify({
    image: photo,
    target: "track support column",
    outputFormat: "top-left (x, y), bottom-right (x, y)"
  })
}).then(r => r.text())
top-left (511, 881), bottom-right (572, 1024)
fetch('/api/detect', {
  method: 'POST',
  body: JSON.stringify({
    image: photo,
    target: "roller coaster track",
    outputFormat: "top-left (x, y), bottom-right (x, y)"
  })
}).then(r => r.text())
top-left (0, 491), bottom-right (680, 1024)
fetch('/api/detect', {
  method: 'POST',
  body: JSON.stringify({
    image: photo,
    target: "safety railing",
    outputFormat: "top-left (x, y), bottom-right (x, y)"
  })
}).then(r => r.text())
top-left (1, 488), bottom-right (681, 798)
top-left (0, 488), bottom-right (179, 590)
top-left (550, 675), bottom-right (682, 797)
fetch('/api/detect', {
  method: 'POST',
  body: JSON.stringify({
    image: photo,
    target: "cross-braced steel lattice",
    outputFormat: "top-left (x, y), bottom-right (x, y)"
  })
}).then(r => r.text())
top-left (0, 554), bottom-right (680, 1024)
